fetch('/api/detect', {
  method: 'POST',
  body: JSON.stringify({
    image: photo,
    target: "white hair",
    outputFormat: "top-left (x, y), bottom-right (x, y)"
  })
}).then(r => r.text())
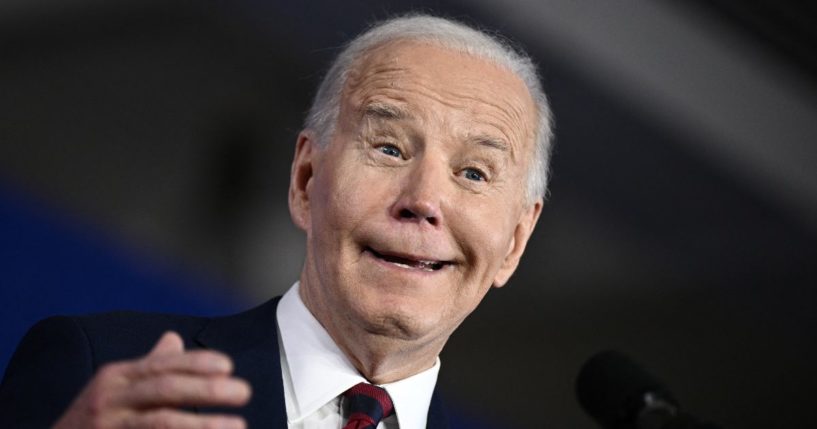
top-left (305, 14), bottom-right (554, 202)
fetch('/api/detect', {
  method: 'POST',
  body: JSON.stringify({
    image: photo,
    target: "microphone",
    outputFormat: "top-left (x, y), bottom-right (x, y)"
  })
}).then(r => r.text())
top-left (575, 350), bottom-right (722, 429)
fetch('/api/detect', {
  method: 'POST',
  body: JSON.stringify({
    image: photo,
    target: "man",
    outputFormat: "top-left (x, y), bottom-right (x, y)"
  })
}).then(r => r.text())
top-left (0, 14), bottom-right (553, 428)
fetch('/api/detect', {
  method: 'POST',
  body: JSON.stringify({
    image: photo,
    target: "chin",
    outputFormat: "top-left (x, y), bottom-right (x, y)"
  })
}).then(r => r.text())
top-left (354, 303), bottom-right (439, 342)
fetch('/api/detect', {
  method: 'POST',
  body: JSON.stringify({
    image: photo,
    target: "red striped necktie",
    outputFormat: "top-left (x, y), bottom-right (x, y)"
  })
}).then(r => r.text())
top-left (342, 382), bottom-right (395, 429)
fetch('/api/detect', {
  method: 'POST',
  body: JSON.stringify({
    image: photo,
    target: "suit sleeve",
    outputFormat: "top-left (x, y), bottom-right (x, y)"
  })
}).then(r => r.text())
top-left (0, 316), bottom-right (96, 428)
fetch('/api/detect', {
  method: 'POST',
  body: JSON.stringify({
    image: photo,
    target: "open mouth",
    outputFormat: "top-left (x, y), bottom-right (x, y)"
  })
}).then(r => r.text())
top-left (366, 247), bottom-right (450, 272)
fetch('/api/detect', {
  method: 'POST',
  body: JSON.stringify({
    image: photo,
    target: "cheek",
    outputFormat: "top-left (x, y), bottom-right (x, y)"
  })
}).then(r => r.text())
top-left (453, 203), bottom-right (517, 281)
top-left (307, 165), bottom-right (350, 260)
top-left (310, 158), bottom-right (387, 249)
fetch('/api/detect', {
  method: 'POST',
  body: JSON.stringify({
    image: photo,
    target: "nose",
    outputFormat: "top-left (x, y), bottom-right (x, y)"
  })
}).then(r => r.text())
top-left (389, 162), bottom-right (444, 227)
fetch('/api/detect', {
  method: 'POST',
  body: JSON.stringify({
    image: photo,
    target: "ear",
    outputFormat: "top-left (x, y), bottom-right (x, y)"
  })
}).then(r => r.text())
top-left (289, 130), bottom-right (317, 232)
top-left (492, 198), bottom-right (543, 288)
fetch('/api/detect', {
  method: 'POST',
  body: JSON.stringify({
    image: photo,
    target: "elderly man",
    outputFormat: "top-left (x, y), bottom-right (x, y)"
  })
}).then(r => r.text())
top-left (0, 14), bottom-right (552, 429)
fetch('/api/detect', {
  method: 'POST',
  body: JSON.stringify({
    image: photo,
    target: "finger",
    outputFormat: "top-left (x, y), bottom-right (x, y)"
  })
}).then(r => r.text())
top-left (125, 408), bottom-right (246, 429)
top-left (111, 374), bottom-right (251, 408)
top-left (148, 331), bottom-right (185, 358)
top-left (125, 349), bottom-right (234, 379)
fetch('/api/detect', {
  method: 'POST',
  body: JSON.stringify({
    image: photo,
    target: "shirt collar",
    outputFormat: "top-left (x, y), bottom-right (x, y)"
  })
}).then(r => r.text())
top-left (277, 282), bottom-right (440, 429)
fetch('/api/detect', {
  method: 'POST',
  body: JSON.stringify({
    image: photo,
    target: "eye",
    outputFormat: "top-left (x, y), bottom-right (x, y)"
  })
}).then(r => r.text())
top-left (462, 167), bottom-right (487, 182)
top-left (378, 144), bottom-right (402, 158)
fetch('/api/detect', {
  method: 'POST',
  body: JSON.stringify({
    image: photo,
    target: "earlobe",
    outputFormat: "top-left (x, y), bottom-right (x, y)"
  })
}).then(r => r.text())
top-left (289, 131), bottom-right (317, 231)
top-left (492, 198), bottom-right (543, 288)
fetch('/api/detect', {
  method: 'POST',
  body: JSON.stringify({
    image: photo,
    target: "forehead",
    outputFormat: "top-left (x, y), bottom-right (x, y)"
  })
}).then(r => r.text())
top-left (341, 40), bottom-right (537, 149)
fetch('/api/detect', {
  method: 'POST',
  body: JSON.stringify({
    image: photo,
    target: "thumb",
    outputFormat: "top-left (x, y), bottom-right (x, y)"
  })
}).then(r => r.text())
top-left (148, 331), bottom-right (185, 357)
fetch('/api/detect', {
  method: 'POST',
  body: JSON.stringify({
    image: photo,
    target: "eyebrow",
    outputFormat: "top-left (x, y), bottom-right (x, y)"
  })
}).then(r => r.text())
top-left (472, 135), bottom-right (510, 153)
top-left (362, 102), bottom-right (412, 121)
top-left (362, 102), bottom-right (511, 153)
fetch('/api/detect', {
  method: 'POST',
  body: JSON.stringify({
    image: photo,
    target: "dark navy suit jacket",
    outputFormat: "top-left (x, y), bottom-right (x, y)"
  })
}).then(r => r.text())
top-left (0, 297), bottom-right (450, 428)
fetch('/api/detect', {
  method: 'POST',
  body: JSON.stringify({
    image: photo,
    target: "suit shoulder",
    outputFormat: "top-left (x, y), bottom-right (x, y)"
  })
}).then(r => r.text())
top-left (67, 310), bottom-right (210, 364)
top-left (0, 316), bottom-right (95, 427)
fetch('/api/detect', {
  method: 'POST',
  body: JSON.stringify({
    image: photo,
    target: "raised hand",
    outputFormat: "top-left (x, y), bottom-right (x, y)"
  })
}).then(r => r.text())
top-left (53, 331), bottom-right (251, 429)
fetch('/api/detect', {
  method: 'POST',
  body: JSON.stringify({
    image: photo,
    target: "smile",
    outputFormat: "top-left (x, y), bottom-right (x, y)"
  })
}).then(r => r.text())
top-left (365, 247), bottom-right (451, 272)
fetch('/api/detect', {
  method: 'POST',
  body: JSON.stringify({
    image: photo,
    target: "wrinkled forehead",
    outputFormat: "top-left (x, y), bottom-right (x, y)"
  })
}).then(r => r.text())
top-left (339, 39), bottom-right (537, 148)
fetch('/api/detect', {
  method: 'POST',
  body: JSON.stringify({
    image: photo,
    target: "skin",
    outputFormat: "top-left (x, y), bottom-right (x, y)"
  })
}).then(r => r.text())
top-left (53, 332), bottom-right (251, 429)
top-left (290, 40), bottom-right (543, 384)
top-left (51, 38), bottom-right (543, 428)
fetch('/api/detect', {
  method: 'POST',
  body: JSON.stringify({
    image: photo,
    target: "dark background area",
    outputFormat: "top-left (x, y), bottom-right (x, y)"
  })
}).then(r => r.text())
top-left (1, 1), bottom-right (815, 428)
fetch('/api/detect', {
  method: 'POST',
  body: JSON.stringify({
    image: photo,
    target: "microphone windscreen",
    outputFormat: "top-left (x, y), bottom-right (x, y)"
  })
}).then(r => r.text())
top-left (575, 350), bottom-right (677, 429)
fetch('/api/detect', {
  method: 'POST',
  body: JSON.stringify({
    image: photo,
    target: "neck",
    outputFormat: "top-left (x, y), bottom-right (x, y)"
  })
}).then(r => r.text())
top-left (334, 331), bottom-right (440, 384)
top-left (298, 275), bottom-right (444, 384)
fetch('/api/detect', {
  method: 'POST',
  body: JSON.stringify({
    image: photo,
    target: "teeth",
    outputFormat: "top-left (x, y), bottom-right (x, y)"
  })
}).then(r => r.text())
top-left (390, 260), bottom-right (437, 271)
top-left (418, 261), bottom-right (441, 271)
top-left (368, 247), bottom-right (446, 271)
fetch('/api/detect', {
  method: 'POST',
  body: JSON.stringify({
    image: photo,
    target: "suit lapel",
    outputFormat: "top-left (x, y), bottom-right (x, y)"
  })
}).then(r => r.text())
top-left (426, 385), bottom-right (451, 429)
top-left (195, 297), bottom-right (287, 428)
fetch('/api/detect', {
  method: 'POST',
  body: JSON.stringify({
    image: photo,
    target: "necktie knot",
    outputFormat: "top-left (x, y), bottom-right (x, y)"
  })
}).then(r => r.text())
top-left (343, 382), bottom-right (394, 429)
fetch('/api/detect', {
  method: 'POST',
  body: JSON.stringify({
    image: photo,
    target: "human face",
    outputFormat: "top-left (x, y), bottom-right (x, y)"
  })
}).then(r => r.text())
top-left (290, 41), bottom-right (542, 354)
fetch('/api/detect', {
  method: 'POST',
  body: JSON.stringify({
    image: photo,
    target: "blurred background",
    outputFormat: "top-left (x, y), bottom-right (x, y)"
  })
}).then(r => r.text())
top-left (1, 1), bottom-right (816, 427)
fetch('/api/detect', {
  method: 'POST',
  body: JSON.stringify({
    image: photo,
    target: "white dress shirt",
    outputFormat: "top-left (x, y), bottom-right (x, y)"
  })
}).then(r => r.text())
top-left (276, 282), bottom-right (441, 429)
